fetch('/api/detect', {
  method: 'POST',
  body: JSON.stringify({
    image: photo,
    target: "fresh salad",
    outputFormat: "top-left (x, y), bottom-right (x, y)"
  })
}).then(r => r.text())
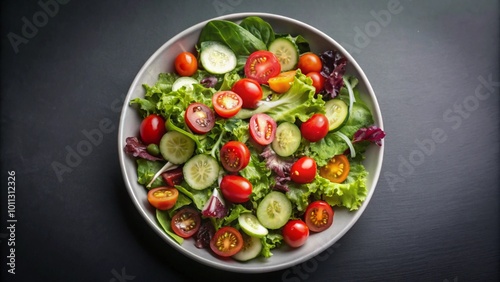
top-left (124, 16), bottom-right (385, 261)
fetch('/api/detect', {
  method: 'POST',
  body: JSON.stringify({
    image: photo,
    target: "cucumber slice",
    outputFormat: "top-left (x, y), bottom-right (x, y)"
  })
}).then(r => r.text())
top-left (172, 77), bottom-right (198, 92)
top-left (268, 37), bottom-right (299, 71)
top-left (199, 41), bottom-right (237, 74)
top-left (256, 191), bottom-right (292, 229)
top-left (232, 234), bottom-right (262, 261)
top-left (238, 213), bottom-right (269, 238)
top-left (182, 154), bottom-right (219, 190)
top-left (159, 131), bottom-right (195, 164)
top-left (271, 122), bottom-right (301, 157)
top-left (324, 99), bottom-right (349, 131)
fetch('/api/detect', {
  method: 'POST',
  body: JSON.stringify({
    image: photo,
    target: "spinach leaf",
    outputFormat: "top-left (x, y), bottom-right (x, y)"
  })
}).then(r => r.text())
top-left (198, 20), bottom-right (266, 56)
top-left (276, 33), bottom-right (311, 54)
top-left (239, 16), bottom-right (275, 46)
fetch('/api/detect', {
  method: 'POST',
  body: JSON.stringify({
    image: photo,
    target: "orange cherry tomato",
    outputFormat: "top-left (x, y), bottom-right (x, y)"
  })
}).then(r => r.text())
top-left (319, 154), bottom-right (350, 183)
top-left (147, 187), bottom-right (179, 210)
top-left (298, 53), bottom-right (322, 74)
top-left (268, 70), bottom-right (296, 93)
top-left (174, 51), bottom-right (198, 76)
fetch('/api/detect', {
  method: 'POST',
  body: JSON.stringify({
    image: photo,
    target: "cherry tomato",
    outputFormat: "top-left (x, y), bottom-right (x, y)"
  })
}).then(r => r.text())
top-left (140, 114), bottom-right (166, 145)
top-left (212, 91), bottom-right (243, 118)
top-left (147, 187), bottom-right (179, 210)
top-left (171, 207), bottom-right (201, 238)
top-left (161, 167), bottom-right (184, 186)
top-left (319, 154), bottom-right (350, 183)
top-left (290, 157), bottom-right (317, 184)
top-left (220, 141), bottom-right (251, 172)
top-left (300, 113), bottom-right (329, 142)
top-left (174, 51), bottom-right (198, 77)
top-left (219, 175), bottom-right (252, 203)
top-left (268, 70), bottom-right (296, 93)
top-left (306, 71), bottom-right (325, 94)
top-left (231, 78), bottom-right (263, 109)
top-left (282, 220), bottom-right (309, 248)
top-left (184, 103), bottom-right (215, 134)
top-left (298, 53), bottom-right (322, 74)
top-left (304, 200), bottom-right (334, 232)
top-left (244, 51), bottom-right (281, 85)
top-left (210, 226), bottom-right (244, 257)
top-left (249, 113), bottom-right (277, 146)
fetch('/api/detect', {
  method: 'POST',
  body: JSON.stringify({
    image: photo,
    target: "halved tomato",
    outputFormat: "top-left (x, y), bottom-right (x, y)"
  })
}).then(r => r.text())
top-left (319, 154), bottom-right (350, 183)
top-left (171, 207), bottom-right (201, 238)
top-left (210, 226), bottom-right (244, 257)
top-left (249, 113), bottom-right (277, 146)
top-left (184, 103), bottom-right (215, 134)
top-left (212, 91), bottom-right (243, 118)
top-left (147, 187), bottom-right (178, 210)
top-left (220, 141), bottom-right (250, 172)
top-left (304, 200), bottom-right (334, 232)
top-left (268, 70), bottom-right (296, 93)
top-left (244, 51), bottom-right (281, 85)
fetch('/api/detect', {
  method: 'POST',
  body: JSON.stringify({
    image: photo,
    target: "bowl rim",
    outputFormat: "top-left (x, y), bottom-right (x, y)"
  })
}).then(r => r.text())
top-left (118, 12), bottom-right (384, 273)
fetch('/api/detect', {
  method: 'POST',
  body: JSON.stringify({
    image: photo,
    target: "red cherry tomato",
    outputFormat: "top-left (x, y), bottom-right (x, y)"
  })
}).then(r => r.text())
top-left (140, 114), bottom-right (166, 145)
top-left (304, 200), bottom-right (334, 232)
top-left (219, 175), bottom-right (252, 203)
top-left (220, 141), bottom-right (251, 172)
top-left (212, 91), bottom-right (243, 118)
top-left (184, 103), bottom-right (215, 134)
top-left (298, 53), bottom-right (322, 74)
top-left (147, 187), bottom-right (179, 210)
top-left (244, 51), bottom-right (281, 85)
top-left (249, 113), bottom-right (277, 146)
top-left (306, 71), bottom-right (325, 94)
top-left (300, 113), bottom-right (329, 142)
top-left (174, 51), bottom-right (198, 76)
top-left (290, 157), bottom-right (317, 184)
top-left (282, 220), bottom-right (310, 248)
top-left (171, 207), bottom-right (201, 238)
top-left (210, 226), bottom-right (244, 257)
top-left (231, 78), bottom-right (263, 109)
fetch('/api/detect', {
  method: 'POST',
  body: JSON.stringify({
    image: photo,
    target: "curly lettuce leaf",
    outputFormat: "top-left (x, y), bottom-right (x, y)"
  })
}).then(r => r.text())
top-left (235, 71), bottom-right (325, 123)
top-left (315, 162), bottom-right (369, 211)
top-left (260, 232), bottom-right (283, 258)
top-left (240, 150), bottom-right (272, 203)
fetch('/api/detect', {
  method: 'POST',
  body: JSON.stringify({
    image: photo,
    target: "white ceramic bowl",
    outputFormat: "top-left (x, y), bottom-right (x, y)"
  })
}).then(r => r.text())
top-left (118, 12), bottom-right (384, 273)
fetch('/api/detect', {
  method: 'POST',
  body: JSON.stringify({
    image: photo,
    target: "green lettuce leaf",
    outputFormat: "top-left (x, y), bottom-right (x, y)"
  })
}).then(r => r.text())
top-left (136, 159), bottom-right (166, 188)
top-left (156, 209), bottom-right (184, 245)
top-left (260, 232), bottom-right (283, 258)
top-left (235, 70), bottom-right (325, 123)
top-left (240, 151), bottom-right (272, 204)
top-left (315, 162), bottom-right (369, 211)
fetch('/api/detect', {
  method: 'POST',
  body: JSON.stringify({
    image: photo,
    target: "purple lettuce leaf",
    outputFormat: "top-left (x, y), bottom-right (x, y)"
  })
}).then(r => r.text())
top-left (124, 137), bottom-right (163, 161)
top-left (201, 188), bottom-right (228, 218)
top-left (194, 220), bottom-right (215, 249)
top-left (320, 50), bottom-right (347, 98)
top-left (260, 146), bottom-right (294, 192)
top-left (353, 126), bottom-right (386, 146)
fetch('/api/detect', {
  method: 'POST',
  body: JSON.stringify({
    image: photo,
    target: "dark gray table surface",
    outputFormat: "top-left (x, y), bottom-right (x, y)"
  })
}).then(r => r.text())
top-left (1, 0), bottom-right (498, 281)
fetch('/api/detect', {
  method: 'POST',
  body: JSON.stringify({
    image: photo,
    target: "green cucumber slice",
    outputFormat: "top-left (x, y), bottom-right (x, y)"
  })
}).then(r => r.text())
top-left (172, 77), bottom-right (198, 92)
top-left (199, 41), bottom-right (237, 74)
top-left (268, 37), bottom-right (299, 71)
top-left (182, 154), bottom-right (219, 190)
top-left (232, 234), bottom-right (262, 261)
top-left (159, 131), bottom-right (195, 164)
top-left (324, 99), bottom-right (349, 131)
top-left (256, 191), bottom-right (292, 230)
top-left (271, 122), bottom-right (301, 157)
top-left (238, 213), bottom-right (269, 238)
